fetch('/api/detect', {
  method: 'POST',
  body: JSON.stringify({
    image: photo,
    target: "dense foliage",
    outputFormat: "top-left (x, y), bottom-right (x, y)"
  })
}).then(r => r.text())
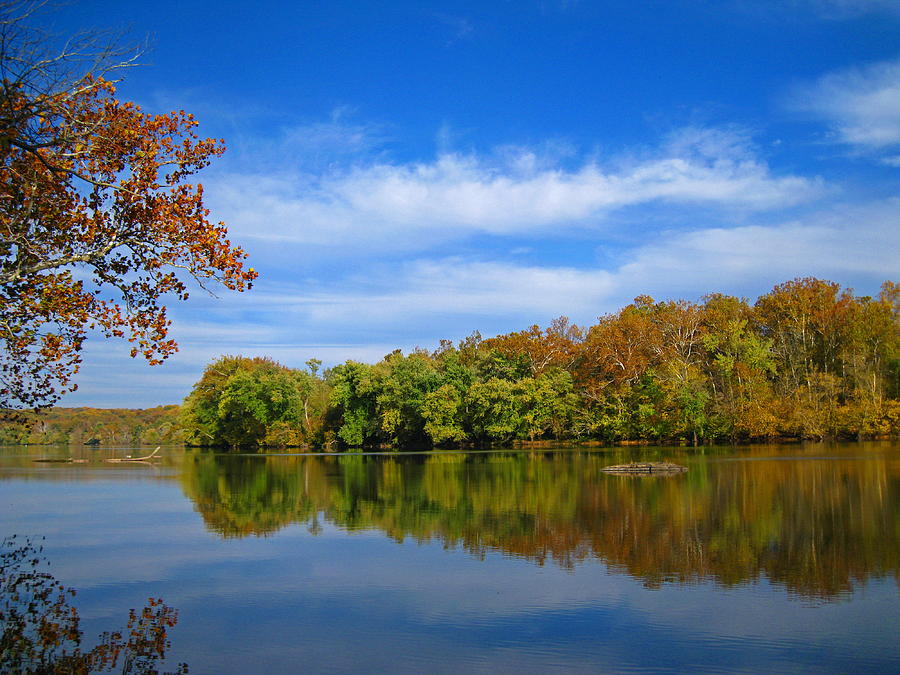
top-left (179, 277), bottom-right (899, 449)
top-left (179, 356), bottom-right (329, 448)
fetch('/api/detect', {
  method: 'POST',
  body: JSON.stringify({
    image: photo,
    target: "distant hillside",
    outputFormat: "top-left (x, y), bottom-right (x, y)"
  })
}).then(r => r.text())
top-left (0, 406), bottom-right (182, 446)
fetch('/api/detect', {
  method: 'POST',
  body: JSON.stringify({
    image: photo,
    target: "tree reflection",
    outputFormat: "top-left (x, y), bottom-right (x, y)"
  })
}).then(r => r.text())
top-left (179, 447), bottom-right (898, 599)
top-left (0, 536), bottom-right (186, 674)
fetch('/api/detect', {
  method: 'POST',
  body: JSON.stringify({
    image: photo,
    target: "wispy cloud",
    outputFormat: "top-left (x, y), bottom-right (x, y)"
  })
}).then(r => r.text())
top-left (207, 126), bottom-right (823, 249)
top-left (434, 13), bottom-right (475, 45)
top-left (788, 57), bottom-right (900, 153)
top-left (306, 259), bottom-right (616, 325)
top-left (226, 108), bottom-right (392, 173)
top-left (193, 196), bottom-right (899, 337)
top-left (615, 198), bottom-right (900, 297)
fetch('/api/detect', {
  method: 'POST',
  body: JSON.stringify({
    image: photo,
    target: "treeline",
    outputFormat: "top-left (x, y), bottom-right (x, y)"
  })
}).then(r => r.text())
top-left (181, 277), bottom-right (900, 448)
top-left (0, 406), bottom-right (182, 445)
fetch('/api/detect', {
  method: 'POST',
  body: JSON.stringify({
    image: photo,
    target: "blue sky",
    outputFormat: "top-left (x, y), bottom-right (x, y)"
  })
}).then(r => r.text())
top-left (41, 0), bottom-right (900, 407)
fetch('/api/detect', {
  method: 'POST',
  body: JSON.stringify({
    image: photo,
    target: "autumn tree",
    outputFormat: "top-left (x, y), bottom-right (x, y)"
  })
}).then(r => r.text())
top-left (483, 317), bottom-right (583, 377)
top-left (755, 278), bottom-right (856, 437)
top-left (700, 293), bottom-right (777, 439)
top-left (0, 2), bottom-right (256, 411)
top-left (574, 297), bottom-right (665, 440)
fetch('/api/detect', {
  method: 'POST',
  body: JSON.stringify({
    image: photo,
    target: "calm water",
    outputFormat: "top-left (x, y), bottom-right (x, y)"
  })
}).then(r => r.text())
top-left (1, 443), bottom-right (898, 673)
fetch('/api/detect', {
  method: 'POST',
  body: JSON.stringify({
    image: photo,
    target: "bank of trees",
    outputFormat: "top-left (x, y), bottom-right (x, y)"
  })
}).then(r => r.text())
top-left (179, 277), bottom-right (899, 449)
top-left (0, 404), bottom-right (182, 445)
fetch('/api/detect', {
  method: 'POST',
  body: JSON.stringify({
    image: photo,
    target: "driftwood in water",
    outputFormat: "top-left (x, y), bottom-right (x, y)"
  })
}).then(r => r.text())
top-left (34, 448), bottom-right (162, 464)
top-left (602, 461), bottom-right (687, 475)
top-left (104, 447), bottom-right (161, 463)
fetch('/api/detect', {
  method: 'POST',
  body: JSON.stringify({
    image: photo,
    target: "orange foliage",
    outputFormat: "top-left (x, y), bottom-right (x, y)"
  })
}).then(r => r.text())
top-left (1, 74), bottom-right (256, 409)
top-left (578, 296), bottom-right (662, 396)
top-left (483, 316), bottom-right (584, 376)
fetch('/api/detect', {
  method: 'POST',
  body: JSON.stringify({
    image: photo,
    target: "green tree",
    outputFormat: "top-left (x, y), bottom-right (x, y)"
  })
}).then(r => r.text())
top-left (519, 369), bottom-right (578, 440)
top-left (215, 367), bottom-right (301, 447)
top-left (465, 377), bottom-right (525, 443)
top-left (328, 361), bottom-right (379, 447)
top-left (373, 350), bottom-right (441, 447)
top-left (423, 383), bottom-right (467, 445)
top-left (180, 356), bottom-right (304, 447)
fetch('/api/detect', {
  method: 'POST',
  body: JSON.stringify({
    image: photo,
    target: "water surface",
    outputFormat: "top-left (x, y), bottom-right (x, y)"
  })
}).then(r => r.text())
top-left (1, 443), bottom-right (898, 673)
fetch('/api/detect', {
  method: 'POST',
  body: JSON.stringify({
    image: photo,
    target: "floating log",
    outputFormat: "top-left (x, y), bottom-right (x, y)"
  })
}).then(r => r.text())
top-left (105, 446), bottom-right (161, 463)
top-left (35, 448), bottom-right (162, 464)
top-left (602, 461), bottom-right (687, 474)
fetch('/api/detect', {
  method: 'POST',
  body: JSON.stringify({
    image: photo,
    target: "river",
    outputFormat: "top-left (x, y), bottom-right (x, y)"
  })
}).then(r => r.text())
top-left (1, 442), bottom-right (897, 673)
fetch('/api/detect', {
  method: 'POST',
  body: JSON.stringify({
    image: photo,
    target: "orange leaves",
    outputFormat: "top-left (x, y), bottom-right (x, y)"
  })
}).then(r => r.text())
top-left (484, 317), bottom-right (584, 377)
top-left (1, 73), bottom-right (255, 409)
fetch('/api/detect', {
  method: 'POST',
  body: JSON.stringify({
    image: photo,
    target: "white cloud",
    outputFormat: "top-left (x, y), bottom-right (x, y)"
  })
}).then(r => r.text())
top-left (63, 325), bottom-right (399, 408)
top-left (207, 126), bottom-right (822, 248)
top-left (789, 58), bottom-right (900, 152)
top-left (177, 261), bottom-right (617, 338)
top-left (616, 199), bottom-right (900, 297)
top-left (307, 259), bottom-right (617, 324)
top-left (208, 197), bottom-right (898, 336)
